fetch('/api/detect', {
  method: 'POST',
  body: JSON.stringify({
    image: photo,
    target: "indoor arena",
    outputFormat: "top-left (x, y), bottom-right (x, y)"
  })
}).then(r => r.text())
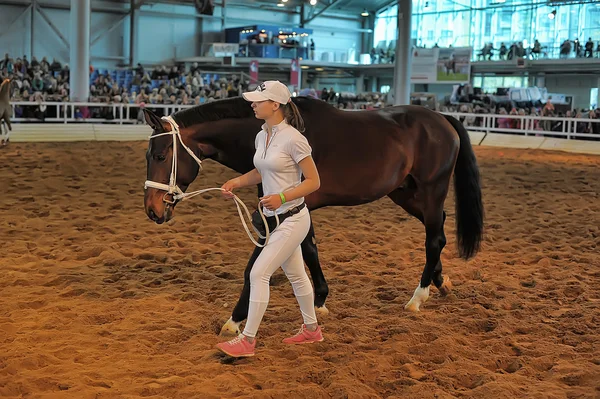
top-left (1, 0), bottom-right (599, 398)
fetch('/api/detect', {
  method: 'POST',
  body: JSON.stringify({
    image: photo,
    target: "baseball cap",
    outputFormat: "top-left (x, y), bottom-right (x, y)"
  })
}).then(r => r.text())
top-left (242, 80), bottom-right (291, 104)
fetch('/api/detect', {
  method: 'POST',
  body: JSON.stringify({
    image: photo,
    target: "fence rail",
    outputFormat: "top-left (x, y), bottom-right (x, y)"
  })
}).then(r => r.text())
top-left (6, 101), bottom-right (600, 140)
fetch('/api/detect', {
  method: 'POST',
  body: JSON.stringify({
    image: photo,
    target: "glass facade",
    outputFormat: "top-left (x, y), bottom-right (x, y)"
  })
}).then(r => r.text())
top-left (374, 1), bottom-right (600, 60)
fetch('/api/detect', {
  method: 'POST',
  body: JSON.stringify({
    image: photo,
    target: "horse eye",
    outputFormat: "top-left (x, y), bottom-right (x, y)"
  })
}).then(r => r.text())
top-left (154, 154), bottom-right (166, 162)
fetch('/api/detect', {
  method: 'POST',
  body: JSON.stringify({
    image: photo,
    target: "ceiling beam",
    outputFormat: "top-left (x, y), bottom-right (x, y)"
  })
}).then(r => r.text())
top-left (303, 0), bottom-right (345, 25)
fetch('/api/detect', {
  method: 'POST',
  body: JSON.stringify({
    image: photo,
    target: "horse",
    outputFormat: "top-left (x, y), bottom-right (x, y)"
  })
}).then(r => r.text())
top-left (0, 79), bottom-right (12, 146)
top-left (142, 96), bottom-right (484, 336)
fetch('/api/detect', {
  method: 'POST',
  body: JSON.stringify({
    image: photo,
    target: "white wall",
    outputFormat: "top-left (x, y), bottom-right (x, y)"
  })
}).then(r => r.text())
top-left (545, 74), bottom-right (598, 110)
top-left (0, 3), bottom-right (125, 68)
top-left (0, 5), bottom-right (32, 59)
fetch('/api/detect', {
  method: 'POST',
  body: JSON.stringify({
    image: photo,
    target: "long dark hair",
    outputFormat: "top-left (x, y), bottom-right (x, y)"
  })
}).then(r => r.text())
top-left (282, 100), bottom-right (305, 132)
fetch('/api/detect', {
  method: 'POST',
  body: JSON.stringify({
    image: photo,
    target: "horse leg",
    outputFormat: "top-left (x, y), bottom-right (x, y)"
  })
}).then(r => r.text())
top-left (388, 186), bottom-right (450, 312)
top-left (432, 211), bottom-right (452, 295)
top-left (301, 219), bottom-right (329, 315)
top-left (405, 185), bottom-right (448, 312)
top-left (220, 242), bottom-right (264, 337)
top-left (1, 115), bottom-right (10, 145)
top-left (0, 120), bottom-right (5, 146)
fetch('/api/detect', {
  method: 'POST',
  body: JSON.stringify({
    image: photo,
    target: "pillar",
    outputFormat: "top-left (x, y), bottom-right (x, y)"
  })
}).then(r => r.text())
top-left (368, 76), bottom-right (377, 92)
top-left (70, 0), bottom-right (90, 101)
top-left (596, 77), bottom-right (600, 109)
top-left (392, 0), bottom-right (412, 105)
top-left (536, 73), bottom-right (545, 88)
top-left (30, 0), bottom-right (36, 59)
top-left (527, 74), bottom-right (535, 87)
top-left (355, 73), bottom-right (365, 94)
top-left (129, 0), bottom-right (136, 67)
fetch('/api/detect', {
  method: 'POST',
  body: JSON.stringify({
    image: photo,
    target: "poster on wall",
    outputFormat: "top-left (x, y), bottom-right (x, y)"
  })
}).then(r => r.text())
top-left (436, 47), bottom-right (471, 83)
top-left (410, 48), bottom-right (437, 83)
top-left (290, 59), bottom-right (300, 89)
top-left (249, 60), bottom-right (259, 85)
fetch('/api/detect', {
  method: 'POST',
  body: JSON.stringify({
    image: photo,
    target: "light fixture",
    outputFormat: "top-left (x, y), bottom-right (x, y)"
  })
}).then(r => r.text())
top-left (361, 9), bottom-right (369, 17)
top-left (315, 67), bottom-right (324, 71)
top-left (282, 0), bottom-right (288, 2)
top-left (310, 0), bottom-right (317, 5)
top-left (277, 2), bottom-right (284, 6)
top-left (301, 65), bottom-right (310, 69)
top-left (548, 9), bottom-right (556, 19)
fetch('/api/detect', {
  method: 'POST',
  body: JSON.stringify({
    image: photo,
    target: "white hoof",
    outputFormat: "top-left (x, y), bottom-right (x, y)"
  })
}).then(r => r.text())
top-left (315, 305), bottom-right (329, 316)
top-left (404, 286), bottom-right (430, 312)
top-left (219, 317), bottom-right (242, 337)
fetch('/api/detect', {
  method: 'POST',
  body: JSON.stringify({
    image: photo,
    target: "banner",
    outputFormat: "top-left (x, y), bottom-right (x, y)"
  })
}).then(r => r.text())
top-left (436, 47), bottom-right (471, 84)
top-left (210, 43), bottom-right (239, 57)
top-left (290, 59), bottom-right (300, 89)
top-left (249, 60), bottom-right (259, 84)
top-left (410, 48), bottom-right (437, 83)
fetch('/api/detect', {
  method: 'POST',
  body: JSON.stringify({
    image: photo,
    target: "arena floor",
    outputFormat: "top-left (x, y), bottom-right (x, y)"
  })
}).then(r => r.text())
top-left (0, 141), bottom-right (599, 398)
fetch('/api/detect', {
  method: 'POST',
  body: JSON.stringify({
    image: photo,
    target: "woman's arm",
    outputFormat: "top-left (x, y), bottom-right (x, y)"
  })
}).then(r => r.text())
top-left (234, 168), bottom-right (262, 188)
top-left (221, 168), bottom-right (262, 198)
top-left (282, 156), bottom-right (320, 202)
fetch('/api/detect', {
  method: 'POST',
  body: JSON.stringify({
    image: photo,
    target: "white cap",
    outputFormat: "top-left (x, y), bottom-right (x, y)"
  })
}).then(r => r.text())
top-left (242, 80), bottom-right (291, 104)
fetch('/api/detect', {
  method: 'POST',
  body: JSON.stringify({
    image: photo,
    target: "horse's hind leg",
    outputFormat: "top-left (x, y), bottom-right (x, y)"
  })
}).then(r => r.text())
top-left (388, 185), bottom-right (450, 312)
top-left (301, 220), bottom-right (329, 315)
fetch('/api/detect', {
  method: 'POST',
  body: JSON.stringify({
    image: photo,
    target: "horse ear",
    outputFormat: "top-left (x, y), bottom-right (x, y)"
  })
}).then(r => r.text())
top-left (143, 109), bottom-right (166, 132)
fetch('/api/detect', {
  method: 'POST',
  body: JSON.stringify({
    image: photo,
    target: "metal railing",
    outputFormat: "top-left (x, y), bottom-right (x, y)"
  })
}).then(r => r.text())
top-left (8, 102), bottom-right (195, 124)
top-left (440, 112), bottom-right (600, 140)
top-left (7, 101), bottom-right (600, 140)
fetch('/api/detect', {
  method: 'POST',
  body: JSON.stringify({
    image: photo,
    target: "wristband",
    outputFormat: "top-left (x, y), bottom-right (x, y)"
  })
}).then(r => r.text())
top-left (279, 192), bottom-right (286, 204)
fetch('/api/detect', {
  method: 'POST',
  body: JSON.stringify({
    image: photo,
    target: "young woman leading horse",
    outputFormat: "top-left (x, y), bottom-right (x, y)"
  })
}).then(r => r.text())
top-left (143, 94), bottom-right (484, 336)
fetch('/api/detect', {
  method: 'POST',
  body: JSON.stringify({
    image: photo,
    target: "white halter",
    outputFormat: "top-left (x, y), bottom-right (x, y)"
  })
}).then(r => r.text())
top-left (144, 115), bottom-right (278, 247)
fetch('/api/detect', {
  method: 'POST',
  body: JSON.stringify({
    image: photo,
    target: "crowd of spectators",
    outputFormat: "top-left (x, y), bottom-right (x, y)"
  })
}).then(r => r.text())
top-left (1, 52), bottom-right (598, 138)
top-left (440, 101), bottom-right (600, 136)
top-left (0, 53), bottom-right (250, 121)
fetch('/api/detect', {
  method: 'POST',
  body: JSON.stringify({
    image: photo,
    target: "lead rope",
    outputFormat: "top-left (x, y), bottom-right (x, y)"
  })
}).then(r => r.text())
top-left (146, 116), bottom-right (279, 248)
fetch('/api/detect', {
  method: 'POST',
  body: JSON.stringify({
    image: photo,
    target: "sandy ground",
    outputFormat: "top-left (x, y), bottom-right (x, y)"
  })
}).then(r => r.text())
top-left (0, 141), bottom-right (599, 399)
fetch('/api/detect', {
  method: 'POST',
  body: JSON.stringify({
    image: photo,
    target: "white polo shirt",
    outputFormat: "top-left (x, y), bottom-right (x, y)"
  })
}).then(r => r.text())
top-left (253, 119), bottom-right (312, 217)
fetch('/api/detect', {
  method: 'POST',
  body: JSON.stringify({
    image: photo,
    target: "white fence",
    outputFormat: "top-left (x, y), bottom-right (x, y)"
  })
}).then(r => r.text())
top-left (441, 112), bottom-right (600, 141)
top-left (6, 101), bottom-right (600, 141)
top-left (8, 101), bottom-right (194, 124)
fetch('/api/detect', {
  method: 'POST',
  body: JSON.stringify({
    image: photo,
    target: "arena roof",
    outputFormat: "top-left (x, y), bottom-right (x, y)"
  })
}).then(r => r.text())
top-left (108, 0), bottom-right (396, 15)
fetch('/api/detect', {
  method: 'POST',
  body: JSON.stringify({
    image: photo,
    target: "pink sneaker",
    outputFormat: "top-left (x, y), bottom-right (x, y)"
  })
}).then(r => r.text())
top-left (216, 334), bottom-right (256, 358)
top-left (283, 324), bottom-right (324, 345)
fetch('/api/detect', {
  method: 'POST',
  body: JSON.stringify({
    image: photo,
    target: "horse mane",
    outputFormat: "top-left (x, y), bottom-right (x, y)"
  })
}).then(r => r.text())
top-left (172, 96), bottom-right (337, 128)
top-left (173, 97), bottom-right (255, 128)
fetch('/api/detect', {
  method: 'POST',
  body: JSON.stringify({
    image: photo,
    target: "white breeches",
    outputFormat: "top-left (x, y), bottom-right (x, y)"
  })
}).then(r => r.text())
top-left (242, 206), bottom-right (317, 338)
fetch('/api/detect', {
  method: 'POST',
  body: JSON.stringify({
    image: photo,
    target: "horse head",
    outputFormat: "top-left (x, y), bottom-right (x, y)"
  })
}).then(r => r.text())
top-left (143, 108), bottom-right (201, 224)
top-left (0, 79), bottom-right (10, 99)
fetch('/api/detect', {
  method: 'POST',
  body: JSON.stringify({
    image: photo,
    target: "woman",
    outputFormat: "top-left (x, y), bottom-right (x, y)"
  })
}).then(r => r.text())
top-left (216, 80), bottom-right (323, 358)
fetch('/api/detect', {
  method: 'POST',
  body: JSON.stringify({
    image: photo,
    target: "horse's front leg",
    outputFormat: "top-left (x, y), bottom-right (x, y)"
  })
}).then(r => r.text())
top-left (220, 242), bottom-right (264, 336)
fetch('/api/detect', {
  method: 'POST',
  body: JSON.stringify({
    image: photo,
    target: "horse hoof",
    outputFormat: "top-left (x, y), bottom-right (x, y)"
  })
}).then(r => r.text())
top-left (439, 276), bottom-right (452, 296)
top-left (405, 286), bottom-right (430, 312)
top-left (404, 300), bottom-right (421, 312)
top-left (219, 317), bottom-right (241, 337)
top-left (315, 305), bottom-right (329, 316)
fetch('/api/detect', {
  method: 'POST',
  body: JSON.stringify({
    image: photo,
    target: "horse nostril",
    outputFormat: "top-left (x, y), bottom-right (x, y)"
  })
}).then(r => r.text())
top-left (149, 209), bottom-right (157, 221)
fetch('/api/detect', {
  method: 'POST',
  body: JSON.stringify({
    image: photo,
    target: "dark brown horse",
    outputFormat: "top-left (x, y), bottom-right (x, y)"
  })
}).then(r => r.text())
top-left (143, 97), bottom-right (483, 335)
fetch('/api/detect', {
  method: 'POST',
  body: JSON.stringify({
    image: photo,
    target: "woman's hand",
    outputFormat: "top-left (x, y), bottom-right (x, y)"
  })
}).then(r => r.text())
top-left (259, 194), bottom-right (283, 211)
top-left (221, 178), bottom-right (240, 199)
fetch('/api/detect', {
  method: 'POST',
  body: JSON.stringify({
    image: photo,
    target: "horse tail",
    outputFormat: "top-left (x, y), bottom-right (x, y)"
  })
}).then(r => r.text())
top-left (443, 114), bottom-right (484, 260)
